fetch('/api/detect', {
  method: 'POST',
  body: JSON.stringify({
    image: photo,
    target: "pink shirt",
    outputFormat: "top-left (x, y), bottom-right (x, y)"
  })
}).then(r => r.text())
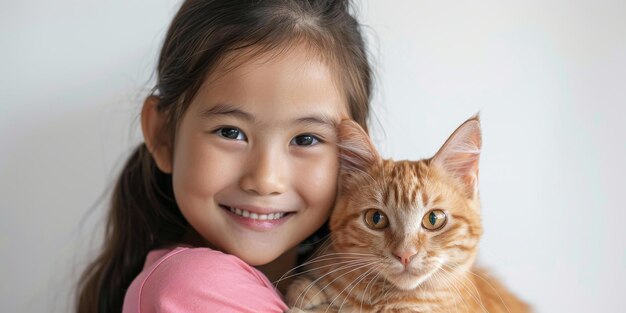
top-left (122, 246), bottom-right (288, 313)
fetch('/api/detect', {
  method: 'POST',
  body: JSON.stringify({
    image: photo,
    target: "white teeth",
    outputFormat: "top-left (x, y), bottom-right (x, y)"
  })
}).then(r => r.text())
top-left (227, 206), bottom-right (285, 220)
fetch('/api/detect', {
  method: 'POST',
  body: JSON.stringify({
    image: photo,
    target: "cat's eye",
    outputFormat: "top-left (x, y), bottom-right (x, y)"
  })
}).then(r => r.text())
top-left (363, 209), bottom-right (389, 230)
top-left (422, 209), bottom-right (447, 231)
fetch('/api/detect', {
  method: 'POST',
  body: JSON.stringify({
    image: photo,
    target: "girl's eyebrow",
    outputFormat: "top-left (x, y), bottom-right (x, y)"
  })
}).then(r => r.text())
top-left (295, 114), bottom-right (337, 129)
top-left (198, 102), bottom-right (337, 128)
top-left (198, 102), bottom-right (255, 122)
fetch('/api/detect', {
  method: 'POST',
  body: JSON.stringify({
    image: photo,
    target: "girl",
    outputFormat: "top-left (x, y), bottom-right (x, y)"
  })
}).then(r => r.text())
top-left (76, 0), bottom-right (373, 312)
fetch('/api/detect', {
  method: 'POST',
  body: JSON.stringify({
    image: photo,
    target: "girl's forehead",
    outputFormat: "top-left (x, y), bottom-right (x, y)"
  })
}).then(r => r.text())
top-left (206, 43), bottom-right (340, 89)
top-left (190, 44), bottom-right (349, 122)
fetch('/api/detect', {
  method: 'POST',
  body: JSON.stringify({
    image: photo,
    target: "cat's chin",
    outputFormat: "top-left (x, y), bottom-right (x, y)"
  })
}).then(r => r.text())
top-left (386, 270), bottom-right (434, 291)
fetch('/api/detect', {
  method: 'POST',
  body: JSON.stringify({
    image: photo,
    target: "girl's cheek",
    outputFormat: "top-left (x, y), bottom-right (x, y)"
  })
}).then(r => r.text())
top-left (208, 135), bottom-right (247, 152)
top-left (293, 148), bottom-right (340, 202)
top-left (176, 139), bottom-right (243, 197)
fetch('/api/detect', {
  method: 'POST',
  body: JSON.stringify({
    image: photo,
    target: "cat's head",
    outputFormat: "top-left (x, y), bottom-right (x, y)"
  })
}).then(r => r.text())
top-left (330, 116), bottom-right (483, 291)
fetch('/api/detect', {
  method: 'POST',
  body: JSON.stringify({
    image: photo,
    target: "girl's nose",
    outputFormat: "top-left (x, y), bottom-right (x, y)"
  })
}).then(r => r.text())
top-left (239, 148), bottom-right (287, 196)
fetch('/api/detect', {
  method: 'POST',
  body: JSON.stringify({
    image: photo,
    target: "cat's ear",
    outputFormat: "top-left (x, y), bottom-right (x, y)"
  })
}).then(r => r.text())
top-left (337, 119), bottom-right (381, 174)
top-left (431, 115), bottom-right (482, 198)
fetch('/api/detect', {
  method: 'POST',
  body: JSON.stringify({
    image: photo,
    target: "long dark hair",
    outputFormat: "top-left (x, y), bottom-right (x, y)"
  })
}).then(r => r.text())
top-left (76, 1), bottom-right (373, 312)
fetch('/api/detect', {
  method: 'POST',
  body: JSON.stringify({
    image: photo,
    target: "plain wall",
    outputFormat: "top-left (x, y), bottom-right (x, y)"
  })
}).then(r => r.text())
top-left (1, 0), bottom-right (625, 312)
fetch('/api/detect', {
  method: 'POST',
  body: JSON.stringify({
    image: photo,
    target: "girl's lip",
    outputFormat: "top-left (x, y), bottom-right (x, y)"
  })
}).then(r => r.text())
top-left (220, 205), bottom-right (294, 231)
top-left (218, 203), bottom-right (292, 215)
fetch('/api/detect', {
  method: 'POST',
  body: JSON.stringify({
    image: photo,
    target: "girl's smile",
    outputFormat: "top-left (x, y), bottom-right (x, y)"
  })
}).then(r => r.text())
top-left (220, 204), bottom-right (293, 232)
top-left (154, 43), bottom-right (350, 266)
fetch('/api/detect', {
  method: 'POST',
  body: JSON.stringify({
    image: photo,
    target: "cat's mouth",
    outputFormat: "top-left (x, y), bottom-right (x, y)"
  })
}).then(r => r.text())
top-left (386, 265), bottom-right (438, 290)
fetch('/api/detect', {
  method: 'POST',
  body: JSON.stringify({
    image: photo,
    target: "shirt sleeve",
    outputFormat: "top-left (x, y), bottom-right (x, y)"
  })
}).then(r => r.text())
top-left (138, 248), bottom-right (288, 313)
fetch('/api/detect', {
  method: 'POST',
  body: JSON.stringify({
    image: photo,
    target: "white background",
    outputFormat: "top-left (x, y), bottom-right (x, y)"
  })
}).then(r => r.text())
top-left (2, 0), bottom-right (625, 312)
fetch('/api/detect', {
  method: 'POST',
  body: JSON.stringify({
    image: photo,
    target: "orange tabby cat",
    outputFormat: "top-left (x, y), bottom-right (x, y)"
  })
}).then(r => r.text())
top-left (285, 116), bottom-right (530, 313)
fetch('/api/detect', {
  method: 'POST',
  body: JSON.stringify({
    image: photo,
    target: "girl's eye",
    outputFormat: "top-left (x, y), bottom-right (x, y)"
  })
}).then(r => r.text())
top-left (421, 209), bottom-right (447, 231)
top-left (363, 209), bottom-right (389, 230)
top-left (291, 134), bottom-right (319, 146)
top-left (216, 127), bottom-right (246, 141)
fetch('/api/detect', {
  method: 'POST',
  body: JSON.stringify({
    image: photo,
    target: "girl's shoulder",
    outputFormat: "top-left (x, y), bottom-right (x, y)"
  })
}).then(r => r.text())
top-left (122, 246), bottom-right (288, 313)
top-left (142, 246), bottom-right (272, 286)
top-left (143, 246), bottom-right (251, 274)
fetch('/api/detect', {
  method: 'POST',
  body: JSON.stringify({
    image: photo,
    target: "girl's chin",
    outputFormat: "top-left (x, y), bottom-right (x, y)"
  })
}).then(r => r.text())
top-left (242, 256), bottom-right (277, 267)
top-left (230, 246), bottom-right (284, 266)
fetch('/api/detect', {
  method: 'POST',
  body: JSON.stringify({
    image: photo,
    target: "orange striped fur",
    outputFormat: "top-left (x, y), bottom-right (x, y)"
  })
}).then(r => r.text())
top-left (285, 116), bottom-right (530, 313)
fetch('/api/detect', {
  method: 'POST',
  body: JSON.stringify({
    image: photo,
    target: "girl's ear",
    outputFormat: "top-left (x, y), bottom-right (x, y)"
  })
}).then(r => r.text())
top-left (431, 115), bottom-right (482, 198)
top-left (141, 95), bottom-right (173, 174)
top-left (337, 119), bottom-right (381, 174)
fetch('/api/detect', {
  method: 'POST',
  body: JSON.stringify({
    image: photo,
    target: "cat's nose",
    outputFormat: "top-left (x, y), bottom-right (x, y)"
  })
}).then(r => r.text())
top-left (393, 249), bottom-right (417, 267)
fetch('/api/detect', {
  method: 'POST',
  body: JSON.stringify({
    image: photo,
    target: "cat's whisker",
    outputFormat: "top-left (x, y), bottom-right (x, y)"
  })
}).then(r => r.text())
top-left (309, 252), bottom-right (380, 257)
top-left (420, 271), bottom-right (436, 309)
top-left (432, 266), bottom-right (468, 313)
top-left (333, 265), bottom-right (378, 313)
top-left (293, 255), bottom-right (379, 271)
top-left (314, 240), bottom-right (334, 257)
top-left (291, 252), bottom-right (376, 269)
top-left (379, 281), bottom-right (394, 306)
top-left (299, 237), bottom-right (335, 263)
top-left (442, 264), bottom-right (486, 303)
top-left (438, 264), bottom-right (483, 312)
top-left (301, 233), bottom-right (332, 248)
top-left (298, 254), bottom-right (374, 266)
top-left (274, 258), bottom-right (378, 286)
top-left (301, 261), bottom-right (379, 310)
top-left (304, 238), bottom-right (373, 258)
top-left (301, 251), bottom-right (382, 267)
top-left (378, 265), bottom-right (394, 304)
top-left (429, 270), bottom-right (454, 313)
top-left (292, 262), bottom-right (362, 309)
top-left (293, 260), bottom-right (376, 309)
top-left (275, 254), bottom-right (368, 286)
top-left (347, 265), bottom-right (381, 311)
top-left (439, 264), bottom-right (490, 313)
top-left (458, 265), bottom-right (513, 313)
top-left (361, 264), bottom-right (383, 312)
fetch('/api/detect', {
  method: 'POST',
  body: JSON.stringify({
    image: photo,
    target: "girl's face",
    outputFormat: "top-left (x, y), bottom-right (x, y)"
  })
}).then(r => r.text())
top-left (171, 45), bottom-right (348, 265)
